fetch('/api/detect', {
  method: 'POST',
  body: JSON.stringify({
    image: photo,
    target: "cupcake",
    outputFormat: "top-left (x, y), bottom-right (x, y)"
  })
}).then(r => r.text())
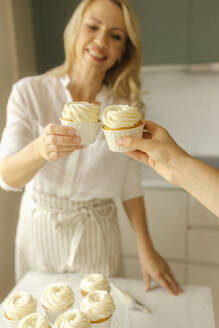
top-left (41, 282), bottom-right (74, 324)
top-left (60, 101), bottom-right (101, 145)
top-left (17, 313), bottom-right (50, 328)
top-left (102, 104), bottom-right (144, 152)
top-left (54, 309), bottom-right (90, 328)
top-left (80, 274), bottom-right (110, 297)
top-left (3, 291), bottom-right (37, 328)
top-left (80, 291), bottom-right (115, 328)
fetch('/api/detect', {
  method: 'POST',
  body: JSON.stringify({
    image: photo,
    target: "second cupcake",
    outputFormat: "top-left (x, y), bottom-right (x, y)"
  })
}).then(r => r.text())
top-left (102, 104), bottom-right (144, 152)
top-left (80, 291), bottom-right (115, 328)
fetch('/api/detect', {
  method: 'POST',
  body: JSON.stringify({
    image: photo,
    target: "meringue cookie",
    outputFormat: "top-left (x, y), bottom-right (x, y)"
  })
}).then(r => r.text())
top-left (3, 291), bottom-right (37, 321)
top-left (41, 282), bottom-right (74, 312)
top-left (54, 309), bottom-right (90, 328)
top-left (80, 274), bottom-right (110, 296)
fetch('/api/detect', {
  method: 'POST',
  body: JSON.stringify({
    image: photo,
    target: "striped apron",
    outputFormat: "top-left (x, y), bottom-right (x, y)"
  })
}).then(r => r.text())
top-left (15, 190), bottom-right (124, 282)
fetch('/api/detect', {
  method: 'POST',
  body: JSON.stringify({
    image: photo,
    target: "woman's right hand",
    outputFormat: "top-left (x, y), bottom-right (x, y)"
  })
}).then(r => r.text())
top-left (38, 123), bottom-right (83, 161)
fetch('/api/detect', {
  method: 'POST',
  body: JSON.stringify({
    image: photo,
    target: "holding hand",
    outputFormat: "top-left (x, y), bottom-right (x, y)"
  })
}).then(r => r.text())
top-left (38, 123), bottom-right (83, 161)
top-left (118, 120), bottom-right (189, 185)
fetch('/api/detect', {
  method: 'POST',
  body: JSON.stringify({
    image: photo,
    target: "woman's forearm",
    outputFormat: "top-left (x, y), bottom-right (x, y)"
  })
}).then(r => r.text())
top-left (123, 197), bottom-right (154, 253)
top-left (0, 137), bottom-right (46, 188)
top-left (123, 196), bottom-right (182, 295)
top-left (0, 124), bottom-right (82, 189)
top-left (173, 155), bottom-right (219, 217)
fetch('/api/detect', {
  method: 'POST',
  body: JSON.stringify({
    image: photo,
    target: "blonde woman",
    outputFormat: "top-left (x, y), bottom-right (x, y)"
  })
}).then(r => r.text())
top-left (0, 0), bottom-right (182, 295)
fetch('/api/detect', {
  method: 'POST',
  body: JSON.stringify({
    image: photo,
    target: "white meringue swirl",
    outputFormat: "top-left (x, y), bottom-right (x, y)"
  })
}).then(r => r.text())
top-left (80, 291), bottom-right (115, 322)
top-left (80, 274), bottom-right (110, 294)
top-left (41, 282), bottom-right (74, 312)
top-left (17, 313), bottom-right (50, 328)
top-left (102, 104), bottom-right (142, 129)
top-left (54, 309), bottom-right (90, 328)
top-left (62, 102), bottom-right (100, 123)
top-left (3, 291), bottom-right (37, 321)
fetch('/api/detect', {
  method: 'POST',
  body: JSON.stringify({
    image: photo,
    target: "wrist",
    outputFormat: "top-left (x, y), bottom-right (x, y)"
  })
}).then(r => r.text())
top-left (136, 236), bottom-right (154, 255)
top-left (169, 151), bottom-right (192, 187)
top-left (34, 137), bottom-right (47, 163)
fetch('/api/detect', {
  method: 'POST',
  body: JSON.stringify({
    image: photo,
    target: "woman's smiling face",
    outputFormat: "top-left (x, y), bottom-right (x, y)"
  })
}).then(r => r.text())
top-left (75, 0), bottom-right (127, 74)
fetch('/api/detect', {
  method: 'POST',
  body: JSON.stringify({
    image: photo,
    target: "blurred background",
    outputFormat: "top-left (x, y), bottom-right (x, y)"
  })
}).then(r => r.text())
top-left (1, 0), bottom-right (219, 324)
top-left (32, 0), bottom-right (219, 71)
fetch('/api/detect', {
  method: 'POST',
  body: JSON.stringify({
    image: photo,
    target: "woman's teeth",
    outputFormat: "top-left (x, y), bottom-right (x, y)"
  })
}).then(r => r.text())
top-left (89, 50), bottom-right (106, 59)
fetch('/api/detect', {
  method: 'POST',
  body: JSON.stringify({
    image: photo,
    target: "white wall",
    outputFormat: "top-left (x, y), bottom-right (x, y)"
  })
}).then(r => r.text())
top-left (0, 0), bottom-right (36, 301)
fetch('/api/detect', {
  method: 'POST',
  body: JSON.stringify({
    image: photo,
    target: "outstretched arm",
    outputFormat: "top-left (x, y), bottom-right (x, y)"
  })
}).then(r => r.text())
top-left (118, 120), bottom-right (219, 218)
top-left (0, 124), bottom-right (82, 189)
top-left (123, 196), bottom-right (183, 295)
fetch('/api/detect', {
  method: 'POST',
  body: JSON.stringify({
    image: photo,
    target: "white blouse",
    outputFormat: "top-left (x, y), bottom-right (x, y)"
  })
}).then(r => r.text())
top-left (0, 74), bottom-right (143, 201)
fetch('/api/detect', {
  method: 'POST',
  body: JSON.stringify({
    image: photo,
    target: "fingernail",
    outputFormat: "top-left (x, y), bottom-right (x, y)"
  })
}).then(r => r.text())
top-left (68, 129), bottom-right (75, 135)
top-left (72, 136), bottom-right (81, 144)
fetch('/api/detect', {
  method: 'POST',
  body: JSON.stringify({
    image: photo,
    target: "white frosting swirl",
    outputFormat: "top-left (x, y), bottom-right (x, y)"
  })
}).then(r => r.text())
top-left (54, 309), bottom-right (90, 328)
top-left (41, 282), bottom-right (74, 312)
top-left (80, 274), bottom-right (110, 294)
top-left (3, 291), bottom-right (37, 321)
top-left (17, 313), bottom-right (50, 328)
top-left (80, 291), bottom-right (115, 322)
top-left (102, 104), bottom-right (142, 129)
top-left (62, 102), bottom-right (100, 123)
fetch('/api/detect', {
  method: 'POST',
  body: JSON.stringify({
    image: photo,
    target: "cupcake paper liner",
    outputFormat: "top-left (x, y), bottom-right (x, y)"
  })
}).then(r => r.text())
top-left (102, 123), bottom-right (144, 152)
top-left (3, 312), bottom-right (19, 328)
top-left (91, 316), bottom-right (112, 328)
top-left (61, 120), bottom-right (101, 145)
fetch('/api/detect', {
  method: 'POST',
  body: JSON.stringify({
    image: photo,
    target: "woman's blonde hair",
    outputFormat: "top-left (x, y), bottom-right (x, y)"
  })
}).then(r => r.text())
top-left (49, 0), bottom-right (143, 108)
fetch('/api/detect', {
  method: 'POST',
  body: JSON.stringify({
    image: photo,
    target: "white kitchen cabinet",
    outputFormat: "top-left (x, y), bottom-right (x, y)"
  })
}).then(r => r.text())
top-left (143, 189), bottom-right (187, 261)
top-left (187, 195), bottom-right (219, 326)
top-left (188, 196), bottom-right (219, 227)
top-left (123, 256), bottom-right (141, 279)
top-left (188, 229), bottom-right (219, 264)
top-left (116, 188), bottom-right (187, 263)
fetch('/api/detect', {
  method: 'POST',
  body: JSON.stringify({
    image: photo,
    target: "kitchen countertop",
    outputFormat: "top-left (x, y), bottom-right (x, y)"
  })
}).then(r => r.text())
top-left (0, 271), bottom-right (215, 328)
top-left (140, 71), bottom-right (219, 188)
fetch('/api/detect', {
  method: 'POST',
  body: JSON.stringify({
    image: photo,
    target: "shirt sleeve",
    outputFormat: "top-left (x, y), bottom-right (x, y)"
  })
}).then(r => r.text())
top-left (0, 82), bottom-right (35, 191)
top-left (0, 176), bottom-right (23, 192)
top-left (121, 157), bottom-right (144, 201)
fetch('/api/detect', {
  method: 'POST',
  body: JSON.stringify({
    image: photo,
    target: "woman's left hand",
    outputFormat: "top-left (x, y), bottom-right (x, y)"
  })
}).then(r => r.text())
top-left (139, 247), bottom-right (184, 295)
